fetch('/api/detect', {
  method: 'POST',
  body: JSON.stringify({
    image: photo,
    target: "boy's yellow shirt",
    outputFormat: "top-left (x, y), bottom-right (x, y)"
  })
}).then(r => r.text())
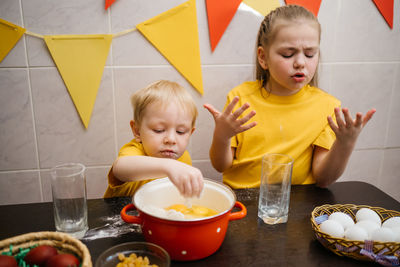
top-left (103, 139), bottom-right (192, 198)
top-left (223, 81), bottom-right (341, 188)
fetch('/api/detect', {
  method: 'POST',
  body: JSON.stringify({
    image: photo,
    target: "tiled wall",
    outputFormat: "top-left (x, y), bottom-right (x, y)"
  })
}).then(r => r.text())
top-left (0, 0), bottom-right (399, 205)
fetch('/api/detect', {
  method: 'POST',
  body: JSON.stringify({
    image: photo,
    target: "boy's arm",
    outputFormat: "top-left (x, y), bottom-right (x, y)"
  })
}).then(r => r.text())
top-left (113, 155), bottom-right (204, 198)
top-left (312, 107), bottom-right (376, 187)
top-left (204, 96), bottom-right (257, 172)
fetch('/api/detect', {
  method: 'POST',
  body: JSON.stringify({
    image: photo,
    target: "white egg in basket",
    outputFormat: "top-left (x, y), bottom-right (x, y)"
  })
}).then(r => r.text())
top-left (382, 216), bottom-right (400, 229)
top-left (329, 212), bottom-right (355, 230)
top-left (320, 220), bottom-right (344, 238)
top-left (355, 208), bottom-right (381, 226)
top-left (370, 227), bottom-right (395, 242)
top-left (344, 225), bottom-right (368, 241)
top-left (355, 220), bottom-right (380, 238)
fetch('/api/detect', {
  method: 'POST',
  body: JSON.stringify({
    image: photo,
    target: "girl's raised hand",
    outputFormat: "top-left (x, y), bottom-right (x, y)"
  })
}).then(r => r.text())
top-left (204, 96), bottom-right (257, 140)
top-left (327, 107), bottom-right (376, 146)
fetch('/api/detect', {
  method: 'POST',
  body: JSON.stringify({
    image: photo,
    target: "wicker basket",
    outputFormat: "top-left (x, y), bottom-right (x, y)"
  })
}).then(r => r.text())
top-left (311, 204), bottom-right (400, 265)
top-left (0, 231), bottom-right (92, 267)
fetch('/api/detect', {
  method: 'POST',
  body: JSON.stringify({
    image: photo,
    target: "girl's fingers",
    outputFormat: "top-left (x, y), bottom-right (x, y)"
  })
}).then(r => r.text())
top-left (223, 96), bottom-right (239, 115)
top-left (354, 112), bottom-right (363, 128)
top-left (327, 115), bottom-right (338, 134)
top-left (334, 107), bottom-right (346, 129)
top-left (341, 108), bottom-right (354, 128)
top-left (362, 109), bottom-right (376, 126)
top-left (240, 121), bottom-right (257, 132)
top-left (203, 104), bottom-right (220, 118)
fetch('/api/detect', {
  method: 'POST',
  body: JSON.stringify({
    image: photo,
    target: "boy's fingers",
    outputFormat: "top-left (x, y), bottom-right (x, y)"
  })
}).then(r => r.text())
top-left (238, 110), bottom-right (256, 124)
top-left (232, 103), bottom-right (250, 119)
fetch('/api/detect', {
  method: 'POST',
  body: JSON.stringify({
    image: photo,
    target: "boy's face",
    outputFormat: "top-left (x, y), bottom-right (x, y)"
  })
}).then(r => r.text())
top-left (258, 20), bottom-right (320, 95)
top-left (131, 101), bottom-right (195, 159)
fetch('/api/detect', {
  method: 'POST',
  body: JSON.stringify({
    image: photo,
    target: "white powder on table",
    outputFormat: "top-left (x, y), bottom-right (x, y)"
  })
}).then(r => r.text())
top-left (82, 214), bottom-right (141, 241)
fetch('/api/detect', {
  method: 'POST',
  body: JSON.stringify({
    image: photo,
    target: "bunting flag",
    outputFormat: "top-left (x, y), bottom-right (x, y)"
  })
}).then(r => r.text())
top-left (372, 0), bottom-right (394, 29)
top-left (206, 0), bottom-right (242, 52)
top-left (137, 0), bottom-right (204, 95)
top-left (105, 0), bottom-right (116, 10)
top-left (44, 35), bottom-right (112, 128)
top-left (285, 0), bottom-right (322, 17)
top-left (0, 18), bottom-right (26, 62)
top-left (243, 0), bottom-right (280, 16)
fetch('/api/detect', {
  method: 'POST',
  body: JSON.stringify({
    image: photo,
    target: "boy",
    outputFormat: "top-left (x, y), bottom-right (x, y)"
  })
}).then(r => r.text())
top-left (104, 80), bottom-right (204, 198)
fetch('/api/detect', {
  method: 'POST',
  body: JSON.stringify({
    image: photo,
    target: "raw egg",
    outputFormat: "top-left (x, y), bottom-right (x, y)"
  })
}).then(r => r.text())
top-left (355, 220), bottom-right (380, 238)
top-left (382, 217), bottom-right (400, 229)
top-left (355, 208), bottom-right (381, 226)
top-left (371, 227), bottom-right (395, 242)
top-left (320, 220), bottom-right (344, 238)
top-left (329, 212), bottom-right (355, 230)
top-left (344, 225), bottom-right (368, 241)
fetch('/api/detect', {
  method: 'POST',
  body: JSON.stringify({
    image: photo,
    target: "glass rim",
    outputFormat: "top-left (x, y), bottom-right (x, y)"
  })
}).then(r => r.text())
top-left (262, 153), bottom-right (294, 164)
top-left (51, 163), bottom-right (86, 178)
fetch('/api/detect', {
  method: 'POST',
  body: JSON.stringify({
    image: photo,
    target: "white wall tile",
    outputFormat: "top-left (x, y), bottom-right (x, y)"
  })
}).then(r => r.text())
top-left (337, 149), bottom-right (383, 186)
top-left (379, 149), bottom-right (400, 202)
top-left (0, 69), bottom-right (37, 170)
top-left (385, 63), bottom-right (400, 147)
top-left (334, 0), bottom-right (400, 62)
top-left (330, 63), bottom-right (395, 149)
top-left (29, 68), bottom-right (116, 168)
top-left (0, 171), bottom-right (42, 205)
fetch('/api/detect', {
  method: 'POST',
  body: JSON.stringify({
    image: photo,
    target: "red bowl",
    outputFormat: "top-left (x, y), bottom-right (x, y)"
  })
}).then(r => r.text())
top-left (121, 178), bottom-right (246, 261)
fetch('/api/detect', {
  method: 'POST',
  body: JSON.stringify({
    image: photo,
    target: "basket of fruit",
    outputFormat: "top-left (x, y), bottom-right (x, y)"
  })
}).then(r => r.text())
top-left (0, 231), bottom-right (92, 267)
top-left (311, 204), bottom-right (400, 266)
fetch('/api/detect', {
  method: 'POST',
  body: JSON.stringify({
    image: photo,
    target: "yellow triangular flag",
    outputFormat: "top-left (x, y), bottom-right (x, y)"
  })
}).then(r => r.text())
top-left (0, 18), bottom-right (26, 62)
top-left (44, 35), bottom-right (112, 128)
top-left (243, 0), bottom-right (280, 16)
top-left (136, 0), bottom-right (204, 95)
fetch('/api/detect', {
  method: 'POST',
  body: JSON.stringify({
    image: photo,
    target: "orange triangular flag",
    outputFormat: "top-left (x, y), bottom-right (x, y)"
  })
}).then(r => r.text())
top-left (0, 18), bottom-right (26, 62)
top-left (285, 0), bottom-right (322, 17)
top-left (105, 0), bottom-right (116, 10)
top-left (206, 0), bottom-right (243, 51)
top-left (44, 35), bottom-right (112, 128)
top-left (137, 0), bottom-right (203, 95)
top-left (372, 0), bottom-right (393, 29)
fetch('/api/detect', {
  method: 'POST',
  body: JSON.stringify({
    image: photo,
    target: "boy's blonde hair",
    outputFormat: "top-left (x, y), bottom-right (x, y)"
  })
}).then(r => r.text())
top-left (131, 80), bottom-right (198, 127)
top-left (255, 5), bottom-right (321, 89)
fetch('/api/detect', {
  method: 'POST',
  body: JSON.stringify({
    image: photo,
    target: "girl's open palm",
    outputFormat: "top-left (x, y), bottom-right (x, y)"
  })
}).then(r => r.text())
top-left (204, 96), bottom-right (257, 140)
top-left (327, 107), bottom-right (376, 146)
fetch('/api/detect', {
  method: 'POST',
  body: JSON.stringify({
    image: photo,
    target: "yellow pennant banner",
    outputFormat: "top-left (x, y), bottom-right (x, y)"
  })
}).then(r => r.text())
top-left (44, 35), bottom-right (112, 128)
top-left (0, 18), bottom-right (26, 62)
top-left (243, 0), bottom-right (281, 16)
top-left (137, 0), bottom-right (204, 95)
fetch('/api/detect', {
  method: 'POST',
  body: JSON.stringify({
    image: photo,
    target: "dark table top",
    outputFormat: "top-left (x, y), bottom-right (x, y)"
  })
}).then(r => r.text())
top-left (1, 181), bottom-right (399, 266)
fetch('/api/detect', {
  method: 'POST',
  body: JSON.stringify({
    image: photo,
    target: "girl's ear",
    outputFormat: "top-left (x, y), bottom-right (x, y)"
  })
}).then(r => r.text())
top-left (190, 127), bottom-right (195, 135)
top-left (130, 120), bottom-right (141, 142)
top-left (257, 46), bottom-right (268, 70)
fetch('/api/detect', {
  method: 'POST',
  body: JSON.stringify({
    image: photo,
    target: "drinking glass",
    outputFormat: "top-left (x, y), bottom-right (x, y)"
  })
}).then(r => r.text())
top-left (51, 163), bottom-right (88, 238)
top-left (258, 153), bottom-right (293, 224)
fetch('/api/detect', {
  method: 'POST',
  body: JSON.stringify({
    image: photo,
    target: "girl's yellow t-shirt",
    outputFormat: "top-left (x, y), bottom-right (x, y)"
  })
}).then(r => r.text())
top-left (103, 139), bottom-right (192, 198)
top-left (223, 81), bottom-right (341, 188)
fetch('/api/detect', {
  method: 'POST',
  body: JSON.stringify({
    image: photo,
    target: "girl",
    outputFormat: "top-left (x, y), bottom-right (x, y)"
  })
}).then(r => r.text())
top-left (204, 5), bottom-right (375, 189)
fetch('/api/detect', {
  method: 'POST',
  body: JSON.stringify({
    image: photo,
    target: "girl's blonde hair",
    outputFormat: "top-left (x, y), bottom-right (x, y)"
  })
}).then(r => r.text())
top-left (255, 5), bottom-right (321, 89)
top-left (131, 80), bottom-right (198, 127)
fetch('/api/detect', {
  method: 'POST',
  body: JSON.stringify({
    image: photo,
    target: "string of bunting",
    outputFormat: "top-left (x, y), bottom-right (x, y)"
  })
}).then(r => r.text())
top-left (0, 0), bottom-right (395, 129)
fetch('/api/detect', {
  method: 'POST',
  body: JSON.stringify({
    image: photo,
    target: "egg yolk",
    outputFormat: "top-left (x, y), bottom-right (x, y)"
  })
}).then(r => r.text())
top-left (165, 204), bottom-right (218, 219)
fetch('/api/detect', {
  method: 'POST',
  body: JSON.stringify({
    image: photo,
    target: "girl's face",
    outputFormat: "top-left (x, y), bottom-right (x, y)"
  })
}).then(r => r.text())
top-left (258, 20), bottom-right (320, 96)
top-left (131, 101), bottom-right (194, 159)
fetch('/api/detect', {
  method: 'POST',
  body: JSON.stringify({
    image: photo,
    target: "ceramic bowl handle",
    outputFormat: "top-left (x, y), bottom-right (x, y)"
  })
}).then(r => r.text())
top-left (228, 201), bottom-right (247, 221)
top-left (121, 203), bottom-right (143, 224)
